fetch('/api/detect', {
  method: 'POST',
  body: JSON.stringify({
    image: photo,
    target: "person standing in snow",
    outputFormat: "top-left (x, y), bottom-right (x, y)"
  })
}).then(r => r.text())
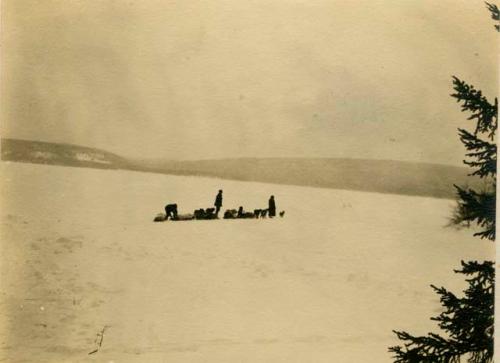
top-left (268, 195), bottom-right (276, 218)
top-left (214, 190), bottom-right (223, 217)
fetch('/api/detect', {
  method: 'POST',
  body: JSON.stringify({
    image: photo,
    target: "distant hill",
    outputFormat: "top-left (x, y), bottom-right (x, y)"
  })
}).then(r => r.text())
top-left (1, 138), bottom-right (480, 199)
top-left (1, 138), bottom-right (129, 170)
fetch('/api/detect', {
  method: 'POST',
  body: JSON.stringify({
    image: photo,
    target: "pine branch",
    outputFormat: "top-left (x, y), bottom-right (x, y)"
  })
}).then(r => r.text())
top-left (451, 77), bottom-right (498, 140)
top-left (455, 260), bottom-right (494, 278)
top-left (457, 128), bottom-right (497, 178)
top-left (453, 185), bottom-right (496, 240)
top-left (485, 2), bottom-right (500, 31)
top-left (390, 330), bottom-right (467, 362)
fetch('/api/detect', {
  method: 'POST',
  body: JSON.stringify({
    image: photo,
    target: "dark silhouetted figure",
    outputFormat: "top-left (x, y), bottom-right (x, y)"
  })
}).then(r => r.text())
top-left (279, 211), bottom-right (285, 218)
top-left (268, 196), bottom-right (276, 218)
top-left (214, 190), bottom-right (223, 217)
top-left (164, 204), bottom-right (178, 220)
top-left (237, 206), bottom-right (244, 218)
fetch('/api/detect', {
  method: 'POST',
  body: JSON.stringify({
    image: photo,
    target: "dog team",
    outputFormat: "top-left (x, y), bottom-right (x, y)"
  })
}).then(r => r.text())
top-left (154, 190), bottom-right (285, 222)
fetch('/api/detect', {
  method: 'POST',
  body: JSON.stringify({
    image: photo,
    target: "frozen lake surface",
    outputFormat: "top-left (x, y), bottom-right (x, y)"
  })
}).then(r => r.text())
top-left (0, 162), bottom-right (494, 362)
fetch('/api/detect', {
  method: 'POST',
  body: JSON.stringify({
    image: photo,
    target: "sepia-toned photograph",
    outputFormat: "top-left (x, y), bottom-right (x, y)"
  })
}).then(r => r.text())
top-left (0, 1), bottom-right (497, 362)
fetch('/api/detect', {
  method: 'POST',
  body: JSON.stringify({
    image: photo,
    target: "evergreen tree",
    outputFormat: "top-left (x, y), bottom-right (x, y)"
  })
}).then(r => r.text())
top-left (389, 3), bottom-right (497, 362)
top-left (452, 75), bottom-right (497, 240)
top-left (390, 261), bottom-right (494, 363)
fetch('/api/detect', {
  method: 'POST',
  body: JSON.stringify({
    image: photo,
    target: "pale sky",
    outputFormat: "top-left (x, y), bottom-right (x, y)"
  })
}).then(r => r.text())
top-left (1, 0), bottom-right (498, 164)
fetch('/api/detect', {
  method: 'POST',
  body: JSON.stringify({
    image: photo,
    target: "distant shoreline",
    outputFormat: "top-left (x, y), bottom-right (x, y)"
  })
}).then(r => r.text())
top-left (1, 138), bottom-right (482, 200)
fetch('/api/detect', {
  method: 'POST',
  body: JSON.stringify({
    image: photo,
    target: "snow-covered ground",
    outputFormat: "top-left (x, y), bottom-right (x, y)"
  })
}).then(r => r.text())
top-left (0, 162), bottom-right (494, 362)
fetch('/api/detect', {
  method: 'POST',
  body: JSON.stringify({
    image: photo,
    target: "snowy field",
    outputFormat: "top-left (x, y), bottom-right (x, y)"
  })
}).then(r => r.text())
top-left (0, 162), bottom-right (494, 363)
